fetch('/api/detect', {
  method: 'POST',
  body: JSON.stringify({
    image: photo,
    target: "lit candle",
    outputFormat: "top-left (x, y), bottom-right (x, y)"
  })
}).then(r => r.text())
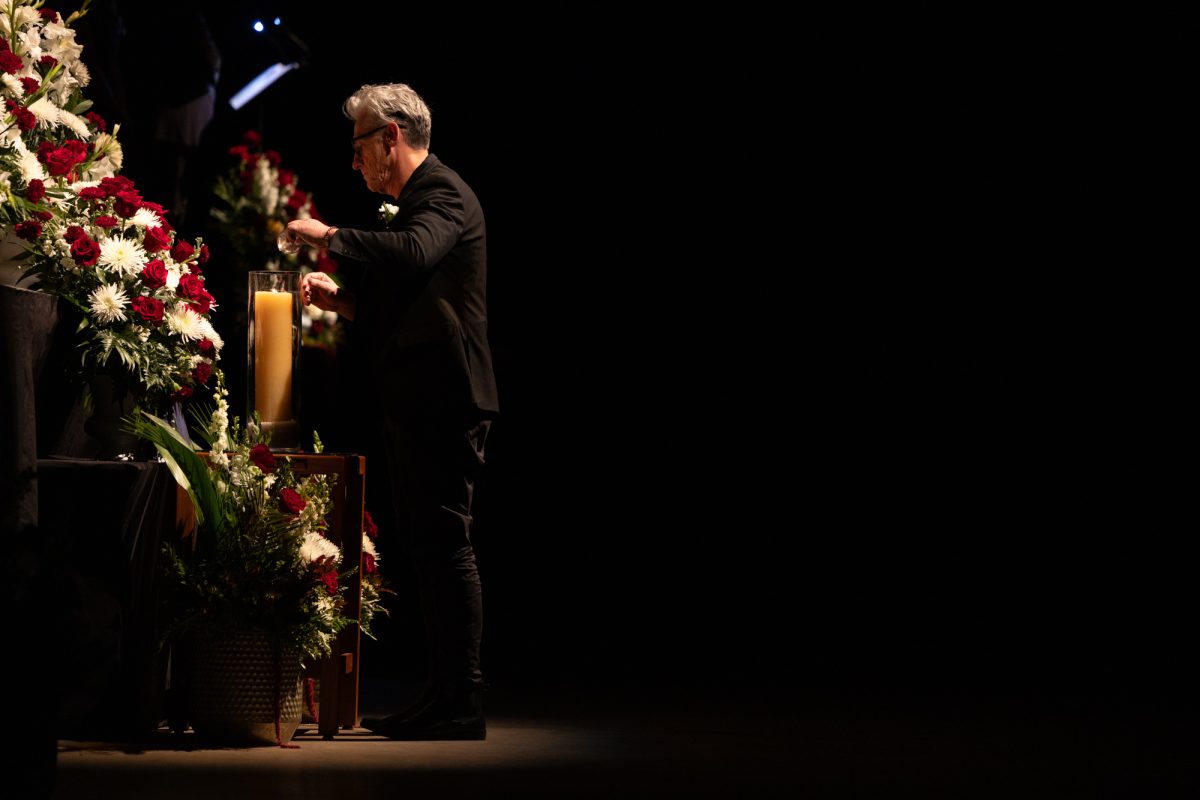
top-left (253, 290), bottom-right (293, 422)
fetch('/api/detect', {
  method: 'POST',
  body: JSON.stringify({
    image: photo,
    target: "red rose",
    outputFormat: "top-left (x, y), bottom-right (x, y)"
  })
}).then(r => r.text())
top-left (188, 290), bottom-right (213, 316)
top-left (37, 140), bottom-right (88, 177)
top-left (20, 77), bottom-right (39, 95)
top-left (243, 130), bottom-right (262, 149)
top-left (199, 244), bottom-right (210, 264)
top-left (99, 176), bottom-right (133, 197)
top-left (70, 237), bottom-right (100, 266)
top-left (279, 488), bottom-right (307, 515)
top-left (14, 220), bottom-right (41, 240)
top-left (142, 225), bottom-right (171, 253)
top-left (78, 186), bottom-right (107, 201)
top-left (249, 443), bottom-right (277, 473)
top-left (113, 189), bottom-right (142, 217)
top-left (140, 259), bottom-right (168, 288)
top-left (264, 150), bottom-right (281, 166)
top-left (363, 510), bottom-right (378, 539)
top-left (316, 560), bottom-right (339, 593)
top-left (93, 215), bottom-right (119, 228)
top-left (63, 139), bottom-right (88, 159)
top-left (193, 361), bottom-right (212, 384)
top-left (63, 225), bottom-right (86, 243)
top-left (178, 273), bottom-right (204, 299)
top-left (131, 295), bottom-right (165, 325)
top-left (85, 111), bottom-right (106, 132)
top-left (198, 338), bottom-right (215, 357)
top-left (287, 190), bottom-right (308, 212)
top-left (363, 551), bottom-right (377, 575)
top-left (36, 144), bottom-right (76, 176)
top-left (170, 240), bottom-right (194, 262)
top-left (170, 386), bottom-right (193, 403)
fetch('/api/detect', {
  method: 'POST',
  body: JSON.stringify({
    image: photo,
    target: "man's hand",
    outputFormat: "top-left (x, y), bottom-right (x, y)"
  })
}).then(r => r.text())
top-left (301, 271), bottom-right (354, 320)
top-left (285, 219), bottom-right (335, 248)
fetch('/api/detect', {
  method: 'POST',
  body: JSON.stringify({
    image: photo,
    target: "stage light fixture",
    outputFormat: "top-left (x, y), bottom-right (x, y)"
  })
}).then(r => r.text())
top-left (229, 62), bottom-right (299, 110)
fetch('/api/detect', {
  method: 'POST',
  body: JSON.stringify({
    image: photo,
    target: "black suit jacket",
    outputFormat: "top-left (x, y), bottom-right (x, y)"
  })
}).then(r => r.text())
top-left (330, 154), bottom-right (499, 418)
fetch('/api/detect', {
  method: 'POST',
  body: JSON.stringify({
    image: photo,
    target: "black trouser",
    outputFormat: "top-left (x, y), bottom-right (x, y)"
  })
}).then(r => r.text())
top-left (384, 411), bottom-right (490, 690)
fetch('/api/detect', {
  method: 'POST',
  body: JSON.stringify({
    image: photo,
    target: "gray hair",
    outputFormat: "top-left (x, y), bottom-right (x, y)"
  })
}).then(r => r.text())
top-left (343, 83), bottom-right (432, 150)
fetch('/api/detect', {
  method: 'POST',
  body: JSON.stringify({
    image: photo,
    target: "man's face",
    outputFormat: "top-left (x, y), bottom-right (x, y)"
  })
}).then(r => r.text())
top-left (351, 119), bottom-right (389, 192)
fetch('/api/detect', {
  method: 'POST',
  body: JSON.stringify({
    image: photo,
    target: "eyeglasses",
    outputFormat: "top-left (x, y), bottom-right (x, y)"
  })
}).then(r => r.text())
top-left (351, 124), bottom-right (389, 162)
top-left (352, 124), bottom-right (389, 143)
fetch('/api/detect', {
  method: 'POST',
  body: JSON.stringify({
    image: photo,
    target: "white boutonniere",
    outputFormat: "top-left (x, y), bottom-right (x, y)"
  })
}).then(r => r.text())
top-left (378, 202), bottom-right (399, 224)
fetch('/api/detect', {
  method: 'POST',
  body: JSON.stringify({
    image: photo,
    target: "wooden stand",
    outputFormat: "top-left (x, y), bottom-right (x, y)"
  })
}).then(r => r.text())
top-left (289, 454), bottom-right (366, 738)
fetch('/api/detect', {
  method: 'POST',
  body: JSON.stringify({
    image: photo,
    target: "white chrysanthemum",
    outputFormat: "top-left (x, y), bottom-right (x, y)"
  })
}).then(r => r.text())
top-left (26, 97), bottom-right (60, 129)
top-left (69, 59), bottom-right (91, 88)
top-left (196, 318), bottom-right (224, 352)
top-left (263, 474), bottom-right (277, 490)
top-left (300, 532), bottom-right (341, 565)
top-left (56, 108), bottom-right (91, 139)
top-left (129, 207), bottom-right (162, 229)
top-left (166, 304), bottom-right (204, 341)
top-left (363, 535), bottom-right (379, 563)
top-left (98, 237), bottom-right (148, 276)
top-left (88, 283), bottom-right (128, 324)
top-left (11, 138), bottom-right (46, 183)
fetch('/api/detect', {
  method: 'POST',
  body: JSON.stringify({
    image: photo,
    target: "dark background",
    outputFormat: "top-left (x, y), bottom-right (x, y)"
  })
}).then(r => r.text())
top-left (66, 1), bottom-right (1183, 710)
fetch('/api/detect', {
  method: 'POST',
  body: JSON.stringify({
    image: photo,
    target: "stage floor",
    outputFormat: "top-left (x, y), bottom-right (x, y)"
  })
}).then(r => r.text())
top-left (48, 681), bottom-right (1198, 798)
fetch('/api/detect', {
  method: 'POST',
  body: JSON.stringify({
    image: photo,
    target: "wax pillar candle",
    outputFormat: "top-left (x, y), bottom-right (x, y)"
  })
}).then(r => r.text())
top-left (253, 290), bottom-right (293, 422)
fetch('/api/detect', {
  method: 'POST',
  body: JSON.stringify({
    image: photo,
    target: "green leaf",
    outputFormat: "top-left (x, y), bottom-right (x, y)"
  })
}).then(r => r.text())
top-left (131, 411), bottom-right (223, 536)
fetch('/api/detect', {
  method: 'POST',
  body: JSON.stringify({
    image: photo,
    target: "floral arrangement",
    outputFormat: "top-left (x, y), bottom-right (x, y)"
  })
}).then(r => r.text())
top-left (211, 130), bottom-right (341, 350)
top-left (1, 0), bottom-right (221, 410)
top-left (133, 375), bottom-right (386, 662)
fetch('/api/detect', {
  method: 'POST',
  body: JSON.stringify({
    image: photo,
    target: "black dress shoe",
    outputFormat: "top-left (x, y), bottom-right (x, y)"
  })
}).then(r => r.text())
top-left (360, 682), bottom-right (442, 730)
top-left (366, 680), bottom-right (486, 740)
top-left (373, 713), bottom-right (486, 741)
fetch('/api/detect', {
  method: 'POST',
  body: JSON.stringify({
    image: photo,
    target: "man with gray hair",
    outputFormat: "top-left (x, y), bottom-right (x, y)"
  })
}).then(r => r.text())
top-left (288, 82), bottom-right (498, 740)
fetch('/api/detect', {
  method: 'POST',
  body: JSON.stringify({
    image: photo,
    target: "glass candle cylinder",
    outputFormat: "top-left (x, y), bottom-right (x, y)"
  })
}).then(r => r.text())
top-left (247, 271), bottom-right (301, 450)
